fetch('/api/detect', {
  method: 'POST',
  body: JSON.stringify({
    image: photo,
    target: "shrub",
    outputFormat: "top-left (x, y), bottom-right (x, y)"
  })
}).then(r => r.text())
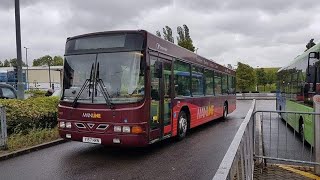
top-left (25, 89), bottom-right (47, 98)
top-left (6, 127), bottom-right (59, 152)
top-left (0, 97), bottom-right (59, 134)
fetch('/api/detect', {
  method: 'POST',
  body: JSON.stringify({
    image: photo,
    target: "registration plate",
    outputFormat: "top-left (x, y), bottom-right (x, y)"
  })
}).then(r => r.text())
top-left (82, 137), bottom-right (101, 144)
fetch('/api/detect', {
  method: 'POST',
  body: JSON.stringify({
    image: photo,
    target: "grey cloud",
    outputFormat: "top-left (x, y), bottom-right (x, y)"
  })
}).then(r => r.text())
top-left (64, 0), bottom-right (172, 34)
top-left (177, 0), bottom-right (317, 13)
top-left (0, 0), bottom-right (320, 68)
top-left (0, 0), bottom-right (40, 9)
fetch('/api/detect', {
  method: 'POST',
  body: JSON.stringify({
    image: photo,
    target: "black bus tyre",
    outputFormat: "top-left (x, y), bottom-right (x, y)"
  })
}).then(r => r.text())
top-left (223, 105), bottom-right (228, 119)
top-left (177, 111), bottom-right (188, 140)
top-left (299, 119), bottom-right (304, 141)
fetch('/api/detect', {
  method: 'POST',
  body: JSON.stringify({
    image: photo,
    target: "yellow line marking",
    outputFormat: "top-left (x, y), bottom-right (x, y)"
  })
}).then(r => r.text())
top-left (277, 164), bottom-right (320, 180)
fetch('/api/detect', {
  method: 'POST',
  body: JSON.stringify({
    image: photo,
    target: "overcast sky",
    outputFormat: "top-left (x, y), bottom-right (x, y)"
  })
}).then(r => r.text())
top-left (1, 0), bottom-right (320, 68)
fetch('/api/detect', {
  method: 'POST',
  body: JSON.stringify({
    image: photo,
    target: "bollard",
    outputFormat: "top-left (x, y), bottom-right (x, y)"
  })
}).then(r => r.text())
top-left (313, 95), bottom-right (320, 175)
top-left (0, 106), bottom-right (7, 150)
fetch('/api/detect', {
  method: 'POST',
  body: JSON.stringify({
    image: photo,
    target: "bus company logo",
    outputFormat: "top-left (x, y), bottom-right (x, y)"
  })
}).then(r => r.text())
top-left (156, 43), bottom-right (168, 52)
top-left (197, 105), bottom-right (214, 119)
top-left (82, 112), bottom-right (101, 119)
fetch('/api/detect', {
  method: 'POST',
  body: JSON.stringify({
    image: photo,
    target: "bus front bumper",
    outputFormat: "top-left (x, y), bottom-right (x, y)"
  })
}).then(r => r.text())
top-left (59, 130), bottom-right (149, 147)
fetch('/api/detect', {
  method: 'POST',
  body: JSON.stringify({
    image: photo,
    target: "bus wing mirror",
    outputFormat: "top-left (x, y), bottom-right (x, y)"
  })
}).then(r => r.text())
top-left (310, 52), bottom-right (320, 59)
top-left (307, 52), bottom-right (320, 76)
top-left (154, 61), bottom-right (162, 78)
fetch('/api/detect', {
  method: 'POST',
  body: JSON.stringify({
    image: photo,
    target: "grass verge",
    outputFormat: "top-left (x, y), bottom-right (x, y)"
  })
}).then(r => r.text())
top-left (0, 127), bottom-right (60, 155)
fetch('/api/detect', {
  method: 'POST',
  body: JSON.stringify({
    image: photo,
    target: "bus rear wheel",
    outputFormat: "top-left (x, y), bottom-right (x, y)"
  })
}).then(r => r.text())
top-left (177, 111), bottom-right (188, 140)
top-left (223, 104), bottom-right (228, 119)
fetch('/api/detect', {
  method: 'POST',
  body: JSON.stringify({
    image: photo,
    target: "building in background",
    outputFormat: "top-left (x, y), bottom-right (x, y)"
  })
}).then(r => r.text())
top-left (0, 66), bottom-right (63, 90)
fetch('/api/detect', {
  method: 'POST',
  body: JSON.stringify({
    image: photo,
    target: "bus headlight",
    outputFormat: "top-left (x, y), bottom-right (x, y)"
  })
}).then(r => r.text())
top-left (114, 126), bottom-right (122, 132)
top-left (122, 126), bottom-right (131, 133)
top-left (59, 121), bottom-right (65, 128)
top-left (66, 122), bottom-right (72, 129)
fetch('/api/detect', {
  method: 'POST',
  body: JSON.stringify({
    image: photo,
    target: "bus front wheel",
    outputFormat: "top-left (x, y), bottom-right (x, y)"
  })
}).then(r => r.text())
top-left (177, 111), bottom-right (188, 140)
top-left (299, 117), bottom-right (304, 141)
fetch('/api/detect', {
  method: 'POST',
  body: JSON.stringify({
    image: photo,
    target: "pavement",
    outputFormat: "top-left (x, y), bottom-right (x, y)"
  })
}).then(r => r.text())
top-left (0, 100), bottom-right (253, 180)
top-left (254, 164), bottom-right (319, 180)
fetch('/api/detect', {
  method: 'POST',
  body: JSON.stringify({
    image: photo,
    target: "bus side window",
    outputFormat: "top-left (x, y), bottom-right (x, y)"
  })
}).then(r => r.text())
top-left (214, 72), bottom-right (222, 95)
top-left (174, 60), bottom-right (191, 97)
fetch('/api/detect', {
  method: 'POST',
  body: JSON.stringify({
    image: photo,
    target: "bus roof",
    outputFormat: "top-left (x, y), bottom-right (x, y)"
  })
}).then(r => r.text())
top-left (66, 30), bottom-right (235, 76)
top-left (278, 42), bottom-right (320, 72)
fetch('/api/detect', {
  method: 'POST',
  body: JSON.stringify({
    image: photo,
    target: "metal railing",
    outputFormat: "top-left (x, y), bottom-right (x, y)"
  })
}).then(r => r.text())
top-left (254, 110), bottom-right (320, 166)
top-left (213, 100), bottom-right (256, 180)
top-left (0, 106), bottom-right (7, 150)
top-left (236, 93), bottom-right (276, 100)
top-left (213, 97), bottom-right (320, 179)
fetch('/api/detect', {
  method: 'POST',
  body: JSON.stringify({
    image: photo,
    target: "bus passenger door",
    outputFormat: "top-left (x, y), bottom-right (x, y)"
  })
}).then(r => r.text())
top-left (149, 57), bottom-right (172, 142)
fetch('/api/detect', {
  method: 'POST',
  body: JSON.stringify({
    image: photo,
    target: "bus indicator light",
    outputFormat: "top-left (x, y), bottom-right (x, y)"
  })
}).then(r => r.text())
top-left (132, 126), bottom-right (143, 134)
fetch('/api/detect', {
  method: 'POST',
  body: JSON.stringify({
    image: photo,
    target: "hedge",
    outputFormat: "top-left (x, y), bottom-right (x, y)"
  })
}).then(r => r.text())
top-left (25, 89), bottom-right (47, 98)
top-left (0, 97), bottom-right (59, 135)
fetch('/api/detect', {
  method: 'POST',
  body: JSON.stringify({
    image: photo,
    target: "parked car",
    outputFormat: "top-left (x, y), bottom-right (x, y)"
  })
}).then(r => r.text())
top-left (0, 84), bottom-right (17, 99)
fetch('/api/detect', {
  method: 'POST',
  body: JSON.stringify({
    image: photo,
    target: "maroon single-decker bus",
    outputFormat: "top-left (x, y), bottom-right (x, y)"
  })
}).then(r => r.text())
top-left (58, 30), bottom-right (236, 147)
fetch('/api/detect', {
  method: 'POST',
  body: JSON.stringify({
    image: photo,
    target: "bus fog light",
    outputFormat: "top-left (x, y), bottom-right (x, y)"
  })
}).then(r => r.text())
top-left (66, 134), bottom-right (71, 138)
top-left (114, 126), bottom-right (122, 132)
top-left (59, 122), bottom-right (65, 128)
top-left (66, 122), bottom-right (72, 128)
top-left (122, 126), bottom-right (130, 133)
top-left (113, 138), bottom-right (120, 144)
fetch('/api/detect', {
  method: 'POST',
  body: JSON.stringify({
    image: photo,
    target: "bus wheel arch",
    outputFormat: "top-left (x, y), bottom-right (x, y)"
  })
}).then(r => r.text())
top-left (177, 106), bottom-right (190, 140)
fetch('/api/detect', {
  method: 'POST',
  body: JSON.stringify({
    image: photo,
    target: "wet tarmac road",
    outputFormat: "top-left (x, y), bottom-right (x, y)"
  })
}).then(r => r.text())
top-left (258, 100), bottom-right (314, 164)
top-left (0, 100), bottom-right (253, 180)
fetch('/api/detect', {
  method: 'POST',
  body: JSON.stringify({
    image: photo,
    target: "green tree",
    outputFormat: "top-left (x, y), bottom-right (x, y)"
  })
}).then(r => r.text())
top-left (266, 70), bottom-right (276, 88)
top-left (3, 60), bottom-right (10, 67)
top-left (156, 30), bottom-right (161, 38)
top-left (236, 62), bottom-right (256, 92)
top-left (52, 56), bottom-right (63, 66)
top-left (33, 55), bottom-right (52, 66)
top-left (256, 68), bottom-right (268, 91)
top-left (176, 24), bottom-right (195, 52)
top-left (162, 26), bottom-right (174, 43)
top-left (9, 58), bottom-right (27, 67)
top-left (33, 55), bottom-right (63, 66)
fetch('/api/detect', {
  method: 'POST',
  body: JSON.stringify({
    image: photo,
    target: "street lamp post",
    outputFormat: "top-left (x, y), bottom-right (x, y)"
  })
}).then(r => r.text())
top-left (48, 61), bottom-right (52, 89)
top-left (256, 66), bottom-right (260, 91)
top-left (14, 0), bottom-right (24, 99)
top-left (23, 47), bottom-right (29, 89)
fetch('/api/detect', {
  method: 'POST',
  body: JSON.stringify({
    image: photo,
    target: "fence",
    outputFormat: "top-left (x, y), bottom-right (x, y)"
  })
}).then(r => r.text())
top-left (213, 99), bottom-right (320, 179)
top-left (236, 93), bottom-right (276, 100)
top-left (213, 100), bottom-right (256, 180)
top-left (0, 106), bottom-right (7, 150)
top-left (254, 110), bottom-right (320, 167)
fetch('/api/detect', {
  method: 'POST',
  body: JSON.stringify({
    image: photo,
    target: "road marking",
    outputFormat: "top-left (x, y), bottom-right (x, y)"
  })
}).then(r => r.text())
top-left (277, 164), bottom-right (320, 180)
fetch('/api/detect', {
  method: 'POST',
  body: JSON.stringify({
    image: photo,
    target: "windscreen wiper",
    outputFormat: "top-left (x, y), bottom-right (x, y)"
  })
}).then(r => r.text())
top-left (95, 62), bottom-right (114, 109)
top-left (72, 63), bottom-right (94, 108)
